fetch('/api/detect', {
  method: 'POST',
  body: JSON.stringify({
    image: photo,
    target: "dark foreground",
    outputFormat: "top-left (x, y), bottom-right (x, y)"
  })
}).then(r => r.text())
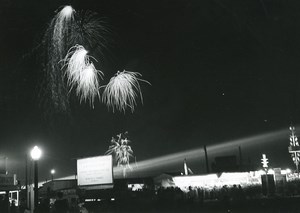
top-left (84, 196), bottom-right (300, 213)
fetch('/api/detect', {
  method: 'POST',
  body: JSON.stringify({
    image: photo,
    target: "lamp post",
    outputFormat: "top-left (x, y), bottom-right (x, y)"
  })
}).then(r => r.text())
top-left (30, 146), bottom-right (42, 210)
top-left (51, 169), bottom-right (55, 182)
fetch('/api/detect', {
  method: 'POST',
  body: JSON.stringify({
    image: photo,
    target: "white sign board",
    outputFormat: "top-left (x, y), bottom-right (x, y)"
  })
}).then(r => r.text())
top-left (77, 155), bottom-right (113, 186)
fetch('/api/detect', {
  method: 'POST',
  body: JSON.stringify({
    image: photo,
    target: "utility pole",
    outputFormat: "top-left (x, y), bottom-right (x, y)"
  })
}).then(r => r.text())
top-left (184, 158), bottom-right (188, 175)
top-left (25, 155), bottom-right (28, 209)
top-left (204, 145), bottom-right (209, 173)
top-left (239, 146), bottom-right (243, 171)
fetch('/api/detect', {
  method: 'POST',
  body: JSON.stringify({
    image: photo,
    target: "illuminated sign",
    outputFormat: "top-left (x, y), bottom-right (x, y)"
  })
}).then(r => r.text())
top-left (261, 154), bottom-right (269, 168)
top-left (77, 155), bottom-right (113, 186)
top-left (173, 172), bottom-right (262, 191)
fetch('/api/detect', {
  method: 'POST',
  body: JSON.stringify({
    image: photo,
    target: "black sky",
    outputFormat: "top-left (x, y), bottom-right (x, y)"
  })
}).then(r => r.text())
top-left (1, 0), bottom-right (300, 182)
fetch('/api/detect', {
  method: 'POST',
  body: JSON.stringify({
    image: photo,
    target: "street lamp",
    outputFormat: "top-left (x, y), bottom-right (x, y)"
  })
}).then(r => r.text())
top-left (30, 146), bottom-right (42, 209)
top-left (51, 169), bottom-right (55, 182)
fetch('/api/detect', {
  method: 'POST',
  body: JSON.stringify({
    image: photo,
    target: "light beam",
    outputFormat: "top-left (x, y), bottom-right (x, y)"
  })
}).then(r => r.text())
top-left (113, 128), bottom-right (290, 178)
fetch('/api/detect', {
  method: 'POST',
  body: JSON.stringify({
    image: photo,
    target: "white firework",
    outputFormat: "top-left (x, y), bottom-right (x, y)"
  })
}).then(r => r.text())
top-left (62, 45), bottom-right (103, 105)
top-left (53, 5), bottom-right (75, 58)
top-left (63, 45), bottom-right (89, 86)
top-left (102, 71), bottom-right (149, 112)
top-left (77, 63), bottom-right (103, 105)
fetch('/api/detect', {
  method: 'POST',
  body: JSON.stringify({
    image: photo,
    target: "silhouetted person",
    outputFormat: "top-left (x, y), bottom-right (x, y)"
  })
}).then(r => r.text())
top-left (53, 192), bottom-right (69, 213)
top-left (69, 198), bottom-right (80, 213)
top-left (35, 198), bottom-right (50, 213)
top-left (0, 195), bottom-right (4, 212)
top-left (24, 208), bottom-right (31, 213)
top-left (19, 198), bottom-right (27, 213)
top-left (10, 200), bottom-right (17, 213)
top-left (2, 192), bottom-right (9, 213)
top-left (78, 201), bottom-right (88, 213)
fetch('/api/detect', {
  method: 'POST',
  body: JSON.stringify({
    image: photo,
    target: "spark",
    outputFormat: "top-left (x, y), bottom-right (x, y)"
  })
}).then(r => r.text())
top-left (70, 11), bottom-right (112, 58)
top-left (102, 71), bottom-right (150, 112)
top-left (62, 45), bottom-right (103, 105)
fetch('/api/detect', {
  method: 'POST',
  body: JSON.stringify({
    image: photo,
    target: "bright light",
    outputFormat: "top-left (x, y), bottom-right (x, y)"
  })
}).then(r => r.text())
top-left (268, 169), bottom-right (274, 174)
top-left (30, 146), bottom-right (42, 161)
top-left (258, 170), bottom-right (265, 175)
top-left (111, 198), bottom-right (115, 201)
top-left (261, 154), bottom-right (269, 168)
top-left (60, 6), bottom-right (74, 18)
top-left (51, 169), bottom-right (55, 175)
top-left (173, 172), bottom-right (262, 191)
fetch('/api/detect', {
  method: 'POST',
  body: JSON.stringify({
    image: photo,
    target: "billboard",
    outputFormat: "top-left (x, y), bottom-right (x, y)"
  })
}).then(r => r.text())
top-left (77, 155), bottom-right (113, 186)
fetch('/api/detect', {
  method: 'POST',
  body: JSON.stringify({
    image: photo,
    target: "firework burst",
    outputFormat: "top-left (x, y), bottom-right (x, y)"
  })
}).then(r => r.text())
top-left (63, 45), bottom-right (89, 86)
top-left (76, 63), bottom-right (103, 105)
top-left (105, 132), bottom-right (133, 177)
top-left (102, 71), bottom-right (150, 112)
top-left (70, 11), bottom-right (112, 58)
top-left (62, 45), bottom-right (103, 105)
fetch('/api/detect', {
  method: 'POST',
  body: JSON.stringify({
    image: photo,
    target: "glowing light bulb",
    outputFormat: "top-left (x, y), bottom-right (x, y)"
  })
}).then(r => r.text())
top-left (31, 146), bottom-right (42, 161)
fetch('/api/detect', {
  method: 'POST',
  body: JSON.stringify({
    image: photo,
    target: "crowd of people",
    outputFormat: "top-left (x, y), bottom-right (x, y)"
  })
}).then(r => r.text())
top-left (0, 192), bottom-right (88, 213)
top-left (3, 180), bottom-right (300, 212)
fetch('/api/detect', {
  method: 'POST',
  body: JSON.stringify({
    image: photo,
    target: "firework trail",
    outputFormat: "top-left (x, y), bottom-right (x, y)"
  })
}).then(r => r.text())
top-left (102, 71), bottom-right (150, 112)
top-left (53, 5), bottom-right (75, 59)
top-left (40, 5), bottom-right (76, 116)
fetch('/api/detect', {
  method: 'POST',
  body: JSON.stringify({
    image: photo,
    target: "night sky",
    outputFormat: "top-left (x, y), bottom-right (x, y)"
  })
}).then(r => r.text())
top-left (1, 0), bottom-right (300, 183)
